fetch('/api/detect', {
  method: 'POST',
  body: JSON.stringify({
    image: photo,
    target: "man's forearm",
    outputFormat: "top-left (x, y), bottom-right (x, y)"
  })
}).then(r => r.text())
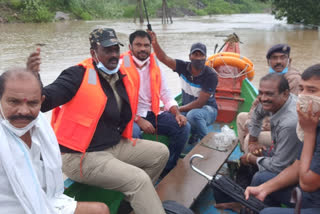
top-left (179, 101), bottom-right (202, 112)
top-left (299, 130), bottom-right (318, 191)
top-left (261, 160), bottom-right (299, 195)
top-left (152, 38), bottom-right (166, 62)
top-left (300, 131), bottom-right (316, 175)
top-left (148, 31), bottom-right (176, 70)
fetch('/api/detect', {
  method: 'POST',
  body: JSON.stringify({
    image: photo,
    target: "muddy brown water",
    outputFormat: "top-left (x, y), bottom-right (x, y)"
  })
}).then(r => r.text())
top-left (1, 14), bottom-right (320, 96)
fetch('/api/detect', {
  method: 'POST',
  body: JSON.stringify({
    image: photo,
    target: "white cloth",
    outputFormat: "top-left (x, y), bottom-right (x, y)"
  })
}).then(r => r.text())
top-left (296, 94), bottom-right (320, 141)
top-left (0, 112), bottom-right (69, 214)
top-left (135, 59), bottom-right (178, 117)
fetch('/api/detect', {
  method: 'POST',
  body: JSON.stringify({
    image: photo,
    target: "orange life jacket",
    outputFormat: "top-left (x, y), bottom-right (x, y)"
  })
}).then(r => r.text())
top-left (51, 58), bottom-right (139, 153)
top-left (120, 51), bottom-right (161, 117)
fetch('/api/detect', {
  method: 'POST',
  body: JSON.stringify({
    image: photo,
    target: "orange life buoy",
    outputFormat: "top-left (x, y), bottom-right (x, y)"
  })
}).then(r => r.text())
top-left (208, 52), bottom-right (253, 67)
top-left (206, 53), bottom-right (255, 81)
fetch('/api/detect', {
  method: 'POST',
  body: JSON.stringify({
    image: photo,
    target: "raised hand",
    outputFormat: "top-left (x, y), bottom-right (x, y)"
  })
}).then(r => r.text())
top-left (27, 48), bottom-right (41, 73)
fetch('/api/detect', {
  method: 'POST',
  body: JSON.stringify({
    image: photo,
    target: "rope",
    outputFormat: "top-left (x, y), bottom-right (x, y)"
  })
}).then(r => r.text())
top-left (208, 54), bottom-right (254, 79)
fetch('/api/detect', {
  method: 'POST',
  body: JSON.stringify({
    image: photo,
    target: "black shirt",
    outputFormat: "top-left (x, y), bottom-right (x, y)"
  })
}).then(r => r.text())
top-left (174, 59), bottom-right (218, 110)
top-left (41, 63), bottom-right (132, 153)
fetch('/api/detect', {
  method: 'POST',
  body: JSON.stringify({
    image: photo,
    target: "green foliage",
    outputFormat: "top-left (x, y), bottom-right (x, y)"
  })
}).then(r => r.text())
top-left (21, 0), bottom-right (53, 22)
top-left (66, 0), bottom-right (125, 19)
top-left (8, 0), bottom-right (23, 9)
top-left (271, 0), bottom-right (320, 26)
top-left (1, 0), bottom-right (272, 23)
top-left (205, 0), bottom-right (234, 14)
top-left (67, 0), bottom-right (92, 20)
top-left (123, 5), bottom-right (136, 18)
top-left (145, 0), bottom-right (162, 18)
top-left (194, 9), bottom-right (207, 16)
top-left (202, 0), bottom-right (269, 14)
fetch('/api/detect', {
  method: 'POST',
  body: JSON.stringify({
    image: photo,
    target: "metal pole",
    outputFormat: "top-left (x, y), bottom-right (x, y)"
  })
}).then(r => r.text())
top-left (142, 0), bottom-right (152, 30)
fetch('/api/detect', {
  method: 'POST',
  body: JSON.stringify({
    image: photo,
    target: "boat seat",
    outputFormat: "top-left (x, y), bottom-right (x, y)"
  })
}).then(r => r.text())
top-left (63, 178), bottom-right (124, 214)
top-left (156, 132), bottom-right (238, 208)
top-left (142, 133), bottom-right (170, 146)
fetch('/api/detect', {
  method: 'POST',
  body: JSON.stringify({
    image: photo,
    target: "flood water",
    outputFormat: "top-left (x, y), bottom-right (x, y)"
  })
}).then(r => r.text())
top-left (1, 13), bottom-right (320, 96)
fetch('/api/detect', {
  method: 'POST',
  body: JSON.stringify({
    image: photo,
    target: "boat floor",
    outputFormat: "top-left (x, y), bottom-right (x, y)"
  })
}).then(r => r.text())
top-left (189, 121), bottom-right (241, 214)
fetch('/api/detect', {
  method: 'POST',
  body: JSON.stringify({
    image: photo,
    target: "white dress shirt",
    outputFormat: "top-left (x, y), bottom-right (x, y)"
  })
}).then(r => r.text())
top-left (136, 60), bottom-right (178, 117)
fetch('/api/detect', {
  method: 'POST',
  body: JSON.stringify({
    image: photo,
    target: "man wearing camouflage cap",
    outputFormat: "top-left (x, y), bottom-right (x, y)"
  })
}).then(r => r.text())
top-left (27, 28), bottom-right (169, 214)
top-left (237, 44), bottom-right (301, 154)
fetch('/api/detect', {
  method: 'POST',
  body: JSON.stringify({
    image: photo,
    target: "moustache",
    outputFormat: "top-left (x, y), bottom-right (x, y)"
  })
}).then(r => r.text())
top-left (262, 101), bottom-right (272, 104)
top-left (108, 57), bottom-right (119, 64)
top-left (8, 115), bottom-right (35, 121)
top-left (275, 63), bottom-right (283, 68)
top-left (138, 51), bottom-right (148, 55)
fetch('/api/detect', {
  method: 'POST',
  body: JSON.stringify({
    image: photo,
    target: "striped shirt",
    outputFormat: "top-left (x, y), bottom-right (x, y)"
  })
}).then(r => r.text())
top-left (174, 59), bottom-right (218, 109)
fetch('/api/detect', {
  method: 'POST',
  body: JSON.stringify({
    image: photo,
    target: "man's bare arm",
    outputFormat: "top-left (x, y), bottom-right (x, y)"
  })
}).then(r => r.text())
top-left (179, 91), bottom-right (211, 112)
top-left (147, 30), bottom-right (176, 70)
top-left (297, 102), bottom-right (320, 192)
top-left (245, 160), bottom-right (300, 201)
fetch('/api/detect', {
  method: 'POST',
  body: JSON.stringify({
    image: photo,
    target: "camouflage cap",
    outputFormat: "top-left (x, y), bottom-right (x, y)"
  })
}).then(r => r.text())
top-left (89, 28), bottom-right (123, 48)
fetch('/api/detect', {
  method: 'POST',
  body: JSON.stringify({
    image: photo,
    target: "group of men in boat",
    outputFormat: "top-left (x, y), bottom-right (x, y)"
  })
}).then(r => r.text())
top-left (0, 26), bottom-right (319, 214)
top-left (0, 28), bottom-right (218, 214)
top-left (236, 45), bottom-right (320, 213)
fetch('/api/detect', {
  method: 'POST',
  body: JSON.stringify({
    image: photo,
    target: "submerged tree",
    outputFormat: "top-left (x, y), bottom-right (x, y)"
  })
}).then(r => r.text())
top-left (270, 0), bottom-right (320, 26)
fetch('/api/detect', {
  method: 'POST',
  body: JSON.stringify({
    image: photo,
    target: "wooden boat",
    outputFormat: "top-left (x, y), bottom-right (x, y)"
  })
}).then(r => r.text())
top-left (63, 34), bottom-right (258, 214)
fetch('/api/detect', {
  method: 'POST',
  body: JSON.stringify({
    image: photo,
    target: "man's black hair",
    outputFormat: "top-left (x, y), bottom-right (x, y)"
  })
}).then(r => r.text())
top-left (301, 64), bottom-right (320, 81)
top-left (129, 30), bottom-right (151, 45)
top-left (260, 73), bottom-right (289, 94)
top-left (90, 42), bottom-right (98, 50)
top-left (0, 68), bottom-right (43, 99)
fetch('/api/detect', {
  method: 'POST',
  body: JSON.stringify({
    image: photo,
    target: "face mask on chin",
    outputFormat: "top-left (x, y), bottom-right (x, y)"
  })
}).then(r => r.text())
top-left (132, 55), bottom-right (150, 68)
top-left (269, 61), bottom-right (289, 74)
top-left (191, 59), bottom-right (206, 71)
top-left (0, 103), bottom-right (38, 137)
top-left (95, 52), bottom-right (119, 75)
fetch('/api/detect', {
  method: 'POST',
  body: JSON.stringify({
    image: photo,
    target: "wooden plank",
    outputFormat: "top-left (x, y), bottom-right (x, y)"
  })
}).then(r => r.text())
top-left (156, 132), bottom-right (237, 208)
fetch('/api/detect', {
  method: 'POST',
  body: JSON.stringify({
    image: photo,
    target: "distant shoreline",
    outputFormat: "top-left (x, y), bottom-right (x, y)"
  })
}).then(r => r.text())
top-left (0, 0), bottom-right (271, 24)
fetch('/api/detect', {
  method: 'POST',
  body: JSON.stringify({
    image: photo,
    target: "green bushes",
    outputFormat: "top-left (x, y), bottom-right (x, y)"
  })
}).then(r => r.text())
top-left (21, 0), bottom-right (53, 22)
top-left (0, 0), bottom-right (271, 23)
top-left (203, 0), bottom-right (270, 15)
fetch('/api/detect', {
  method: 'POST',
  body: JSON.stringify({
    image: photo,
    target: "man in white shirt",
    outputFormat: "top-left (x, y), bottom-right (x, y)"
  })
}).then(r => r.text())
top-left (0, 68), bottom-right (109, 214)
top-left (122, 30), bottom-right (191, 176)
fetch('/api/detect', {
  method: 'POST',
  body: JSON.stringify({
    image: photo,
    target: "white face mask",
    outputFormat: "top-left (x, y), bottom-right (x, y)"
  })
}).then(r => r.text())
top-left (94, 51), bottom-right (120, 75)
top-left (132, 55), bottom-right (150, 68)
top-left (0, 103), bottom-right (38, 137)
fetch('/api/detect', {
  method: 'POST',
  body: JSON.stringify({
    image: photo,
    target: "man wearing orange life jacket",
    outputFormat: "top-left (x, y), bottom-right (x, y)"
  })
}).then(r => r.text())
top-left (124, 30), bottom-right (191, 177)
top-left (27, 28), bottom-right (169, 214)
